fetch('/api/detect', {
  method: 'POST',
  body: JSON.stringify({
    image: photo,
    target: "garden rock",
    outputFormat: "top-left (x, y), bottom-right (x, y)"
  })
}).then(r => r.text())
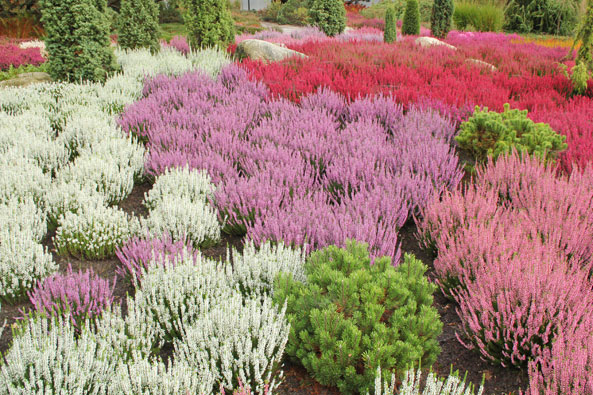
top-left (415, 37), bottom-right (457, 50)
top-left (0, 72), bottom-right (52, 88)
top-left (236, 39), bottom-right (307, 63)
top-left (465, 58), bottom-right (497, 72)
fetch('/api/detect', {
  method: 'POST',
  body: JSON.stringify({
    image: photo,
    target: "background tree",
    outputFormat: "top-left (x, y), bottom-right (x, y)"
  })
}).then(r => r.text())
top-left (181, 0), bottom-right (235, 50)
top-left (39, 0), bottom-right (118, 82)
top-left (431, 0), bottom-right (453, 39)
top-left (309, 0), bottom-right (346, 37)
top-left (571, 0), bottom-right (593, 94)
top-left (384, 6), bottom-right (397, 43)
top-left (118, 0), bottom-right (160, 53)
top-left (402, 0), bottom-right (420, 35)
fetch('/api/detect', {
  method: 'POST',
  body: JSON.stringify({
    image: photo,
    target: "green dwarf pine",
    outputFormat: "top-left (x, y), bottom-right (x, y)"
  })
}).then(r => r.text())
top-left (309, 0), bottom-right (347, 37)
top-left (181, 0), bottom-right (235, 50)
top-left (39, 0), bottom-right (118, 82)
top-left (384, 6), bottom-right (397, 43)
top-left (431, 0), bottom-right (454, 39)
top-left (402, 0), bottom-right (420, 35)
top-left (118, 0), bottom-right (160, 53)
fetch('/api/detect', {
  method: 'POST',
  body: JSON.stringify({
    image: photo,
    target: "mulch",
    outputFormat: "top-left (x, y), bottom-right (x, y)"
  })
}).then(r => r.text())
top-left (0, 182), bottom-right (529, 395)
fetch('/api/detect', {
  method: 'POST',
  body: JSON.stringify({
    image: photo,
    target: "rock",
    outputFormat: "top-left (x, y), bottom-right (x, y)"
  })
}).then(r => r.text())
top-left (0, 72), bottom-right (52, 88)
top-left (414, 37), bottom-right (457, 51)
top-left (465, 58), bottom-right (497, 72)
top-left (236, 39), bottom-right (307, 63)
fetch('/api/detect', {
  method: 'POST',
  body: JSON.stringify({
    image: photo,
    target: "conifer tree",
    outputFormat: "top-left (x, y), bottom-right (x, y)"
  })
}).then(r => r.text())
top-left (570, 0), bottom-right (592, 94)
top-left (384, 6), bottom-right (397, 43)
top-left (309, 0), bottom-right (347, 37)
top-left (181, 0), bottom-right (235, 50)
top-left (118, 0), bottom-right (160, 53)
top-left (431, 0), bottom-right (454, 39)
top-left (402, 0), bottom-right (420, 36)
top-left (40, 0), bottom-right (118, 82)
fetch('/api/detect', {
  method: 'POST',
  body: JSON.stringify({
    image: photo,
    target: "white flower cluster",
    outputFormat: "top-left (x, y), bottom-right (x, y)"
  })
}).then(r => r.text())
top-left (371, 368), bottom-right (484, 395)
top-left (175, 293), bottom-right (290, 394)
top-left (0, 315), bottom-right (115, 395)
top-left (143, 169), bottom-right (221, 248)
top-left (45, 182), bottom-right (107, 228)
top-left (0, 157), bottom-right (50, 207)
top-left (232, 240), bottom-right (308, 296)
top-left (0, 199), bottom-right (56, 300)
top-left (54, 205), bottom-right (141, 260)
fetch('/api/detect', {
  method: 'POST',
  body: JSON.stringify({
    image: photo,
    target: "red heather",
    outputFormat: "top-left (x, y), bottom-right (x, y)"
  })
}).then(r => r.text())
top-left (0, 43), bottom-right (45, 70)
top-left (27, 265), bottom-right (115, 327)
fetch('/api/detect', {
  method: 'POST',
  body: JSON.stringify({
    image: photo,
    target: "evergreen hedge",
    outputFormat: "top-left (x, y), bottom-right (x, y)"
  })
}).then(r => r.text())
top-left (402, 0), bottom-right (420, 35)
top-left (118, 0), bottom-right (160, 53)
top-left (181, 0), bottom-right (235, 50)
top-left (431, 0), bottom-right (453, 38)
top-left (39, 0), bottom-right (118, 82)
top-left (384, 6), bottom-right (397, 43)
top-left (309, 0), bottom-right (347, 37)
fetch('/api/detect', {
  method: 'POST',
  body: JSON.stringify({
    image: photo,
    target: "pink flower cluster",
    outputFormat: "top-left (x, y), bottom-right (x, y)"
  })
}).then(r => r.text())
top-left (418, 152), bottom-right (593, 386)
top-left (0, 43), bottom-right (45, 70)
top-left (119, 65), bottom-right (462, 262)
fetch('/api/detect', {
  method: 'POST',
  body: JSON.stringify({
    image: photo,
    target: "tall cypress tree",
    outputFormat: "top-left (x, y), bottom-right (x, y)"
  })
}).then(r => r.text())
top-left (118, 0), bottom-right (160, 53)
top-left (182, 0), bottom-right (235, 50)
top-left (384, 6), bottom-right (397, 43)
top-left (431, 0), bottom-right (454, 39)
top-left (40, 0), bottom-right (118, 82)
top-left (402, 0), bottom-right (420, 36)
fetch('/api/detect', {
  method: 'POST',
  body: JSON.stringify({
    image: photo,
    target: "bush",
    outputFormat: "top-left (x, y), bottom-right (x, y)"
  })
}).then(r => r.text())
top-left (117, 0), bottom-right (160, 53)
top-left (182, 0), bottom-right (235, 50)
top-left (277, 0), bottom-right (310, 25)
top-left (402, 0), bottom-right (420, 35)
top-left (309, 0), bottom-right (347, 36)
top-left (384, 6), bottom-right (397, 42)
top-left (174, 293), bottom-right (290, 393)
top-left (144, 166), bottom-right (214, 210)
top-left (260, 0), bottom-right (283, 22)
top-left (39, 0), bottom-right (118, 82)
top-left (159, 0), bottom-right (183, 23)
top-left (430, 0), bottom-right (453, 38)
top-left (361, 0), bottom-right (434, 23)
top-left (45, 183), bottom-right (106, 230)
top-left (28, 266), bottom-right (115, 328)
top-left (273, 241), bottom-right (442, 395)
top-left (504, 0), bottom-right (579, 36)
top-left (0, 44), bottom-right (45, 71)
top-left (452, 2), bottom-right (504, 32)
top-left (455, 103), bottom-right (567, 163)
top-left (571, 0), bottom-right (592, 94)
top-left (54, 205), bottom-right (140, 260)
top-left (374, 367), bottom-right (484, 395)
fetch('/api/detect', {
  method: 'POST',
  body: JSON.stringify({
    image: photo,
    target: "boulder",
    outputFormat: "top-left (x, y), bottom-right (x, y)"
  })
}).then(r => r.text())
top-left (465, 58), bottom-right (497, 72)
top-left (236, 39), bottom-right (307, 63)
top-left (0, 72), bottom-right (52, 88)
top-left (414, 37), bottom-right (457, 51)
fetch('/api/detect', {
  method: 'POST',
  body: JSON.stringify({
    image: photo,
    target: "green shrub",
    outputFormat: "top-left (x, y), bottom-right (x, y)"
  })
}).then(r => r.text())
top-left (453, 2), bottom-right (504, 32)
top-left (309, 0), bottom-right (346, 36)
top-left (572, 62), bottom-right (590, 95)
top-left (0, 63), bottom-right (48, 82)
top-left (39, 0), bottom-right (118, 82)
top-left (402, 0), bottom-right (420, 35)
top-left (504, 0), bottom-right (579, 35)
top-left (455, 103), bottom-right (568, 163)
top-left (572, 0), bottom-right (592, 92)
top-left (260, 0), bottom-right (283, 22)
top-left (273, 241), bottom-right (442, 395)
top-left (181, 0), bottom-right (235, 50)
top-left (159, 0), bottom-right (183, 23)
top-left (117, 0), bottom-right (160, 53)
top-left (431, 0), bottom-right (453, 38)
top-left (278, 0), bottom-right (310, 25)
top-left (361, 0), bottom-right (434, 23)
top-left (384, 6), bottom-right (397, 42)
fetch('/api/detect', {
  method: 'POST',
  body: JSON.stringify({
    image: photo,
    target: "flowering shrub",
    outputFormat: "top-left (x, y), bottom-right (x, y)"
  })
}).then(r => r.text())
top-left (0, 157), bottom-right (50, 207)
top-left (45, 182), bottom-right (107, 229)
top-left (28, 266), bottom-right (116, 328)
top-left (174, 294), bottom-right (289, 394)
top-left (372, 367), bottom-right (484, 395)
top-left (0, 199), bottom-right (46, 243)
top-left (274, 241), bottom-right (442, 394)
top-left (144, 166), bottom-right (215, 210)
top-left (0, 43), bottom-right (45, 70)
top-left (54, 205), bottom-right (140, 260)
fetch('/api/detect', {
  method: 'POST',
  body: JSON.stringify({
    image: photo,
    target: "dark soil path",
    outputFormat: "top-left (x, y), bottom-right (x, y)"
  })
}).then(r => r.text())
top-left (0, 183), bottom-right (528, 395)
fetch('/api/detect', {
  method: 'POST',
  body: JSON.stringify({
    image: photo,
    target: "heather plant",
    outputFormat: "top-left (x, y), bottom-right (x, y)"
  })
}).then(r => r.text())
top-left (371, 367), bottom-right (484, 395)
top-left (39, 0), bottom-right (118, 82)
top-left (0, 157), bottom-right (50, 207)
top-left (174, 293), bottom-right (290, 394)
top-left (28, 266), bottom-right (115, 328)
top-left (402, 0), bottom-right (420, 35)
top-left (309, 0), bottom-right (347, 36)
top-left (144, 166), bottom-right (215, 210)
top-left (54, 205), bottom-right (141, 260)
top-left (117, 0), bottom-right (160, 53)
top-left (0, 314), bottom-right (115, 394)
top-left (45, 182), bottom-right (107, 230)
top-left (0, 198), bottom-right (46, 243)
top-left (430, 0), bottom-right (453, 38)
top-left (273, 241), bottom-right (442, 394)
top-left (384, 6), bottom-right (397, 43)
top-left (455, 104), bottom-right (567, 164)
top-left (0, 44), bottom-right (45, 70)
top-left (182, 0), bottom-right (235, 50)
